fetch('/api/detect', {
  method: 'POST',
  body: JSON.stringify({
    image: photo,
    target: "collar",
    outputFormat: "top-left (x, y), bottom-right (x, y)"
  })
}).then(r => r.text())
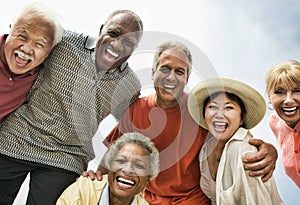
top-left (99, 184), bottom-right (136, 205)
top-left (204, 127), bottom-right (250, 147)
top-left (228, 127), bottom-right (251, 142)
top-left (84, 35), bottom-right (97, 51)
top-left (98, 184), bottom-right (109, 205)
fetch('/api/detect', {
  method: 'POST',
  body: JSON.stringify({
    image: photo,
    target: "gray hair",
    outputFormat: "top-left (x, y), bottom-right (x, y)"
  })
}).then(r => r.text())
top-left (103, 132), bottom-right (159, 180)
top-left (103, 10), bottom-right (143, 42)
top-left (11, 3), bottom-right (63, 47)
top-left (152, 41), bottom-right (193, 76)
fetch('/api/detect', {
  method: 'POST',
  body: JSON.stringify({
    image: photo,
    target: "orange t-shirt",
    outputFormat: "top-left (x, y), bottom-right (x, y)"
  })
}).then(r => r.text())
top-left (104, 93), bottom-right (210, 204)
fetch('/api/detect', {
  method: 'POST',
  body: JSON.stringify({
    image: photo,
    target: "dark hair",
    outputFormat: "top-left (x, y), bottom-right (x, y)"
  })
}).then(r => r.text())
top-left (203, 91), bottom-right (246, 127)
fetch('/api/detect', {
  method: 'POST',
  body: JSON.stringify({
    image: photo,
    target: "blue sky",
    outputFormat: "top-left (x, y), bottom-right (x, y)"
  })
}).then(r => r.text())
top-left (1, 0), bottom-right (299, 204)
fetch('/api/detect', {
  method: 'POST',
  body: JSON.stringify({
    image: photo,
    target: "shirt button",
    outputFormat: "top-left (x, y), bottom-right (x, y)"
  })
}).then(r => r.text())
top-left (9, 77), bottom-right (13, 81)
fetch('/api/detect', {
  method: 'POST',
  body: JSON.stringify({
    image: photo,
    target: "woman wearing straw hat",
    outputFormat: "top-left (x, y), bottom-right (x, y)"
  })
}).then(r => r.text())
top-left (188, 78), bottom-right (284, 205)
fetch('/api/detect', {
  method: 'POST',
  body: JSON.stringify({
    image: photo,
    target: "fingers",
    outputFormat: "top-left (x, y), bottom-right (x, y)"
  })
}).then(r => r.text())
top-left (80, 170), bottom-right (103, 181)
top-left (261, 166), bottom-right (275, 182)
top-left (247, 161), bottom-right (273, 178)
top-left (248, 138), bottom-right (264, 147)
top-left (243, 139), bottom-right (277, 181)
top-left (81, 171), bottom-right (89, 177)
top-left (95, 171), bottom-right (103, 181)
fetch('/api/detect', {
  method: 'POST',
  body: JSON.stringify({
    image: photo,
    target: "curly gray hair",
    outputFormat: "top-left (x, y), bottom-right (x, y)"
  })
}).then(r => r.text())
top-left (103, 132), bottom-right (159, 180)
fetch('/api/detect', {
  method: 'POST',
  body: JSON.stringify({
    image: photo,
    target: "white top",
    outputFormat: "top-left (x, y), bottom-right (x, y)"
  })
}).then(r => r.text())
top-left (199, 128), bottom-right (284, 205)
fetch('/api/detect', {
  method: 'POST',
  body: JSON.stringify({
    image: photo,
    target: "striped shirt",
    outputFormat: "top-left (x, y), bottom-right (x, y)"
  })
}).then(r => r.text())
top-left (0, 30), bottom-right (141, 174)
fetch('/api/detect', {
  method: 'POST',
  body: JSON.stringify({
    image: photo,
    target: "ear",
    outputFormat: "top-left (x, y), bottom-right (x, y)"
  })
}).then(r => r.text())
top-left (267, 94), bottom-right (271, 101)
top-left (185, 75), bottom-right (189, 84)
top-left (240, 113), bottom-right (246, 126)
top-left (151, 68), bottom-right (156, 80)
top-left (99, 24), bottom-right (104, 35)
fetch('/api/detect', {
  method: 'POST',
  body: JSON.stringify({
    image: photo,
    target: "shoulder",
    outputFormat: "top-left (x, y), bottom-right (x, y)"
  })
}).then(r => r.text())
top-left (227, 128), bottom-right (257, 156)
top-left (119, 64), bottom-right (141, 86)
top-left (53, 30), bottom-right (91, 53)
top-left (269, 113), bottom-right (280, 128)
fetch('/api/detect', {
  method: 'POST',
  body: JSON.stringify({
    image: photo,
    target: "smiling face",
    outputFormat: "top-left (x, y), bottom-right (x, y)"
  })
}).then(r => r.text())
top-left (152, 49), bottom-right (189, 108)
top-left (268, 81), bottom-right (300, 128)
top-left (204, 92), bottom-right (242, 141)
top-left (95, 13), bottom-right (141, 71)
top-left (108, 143), bottom-right (150, 201)
top-left (4, 14), bottom-right (54, 74)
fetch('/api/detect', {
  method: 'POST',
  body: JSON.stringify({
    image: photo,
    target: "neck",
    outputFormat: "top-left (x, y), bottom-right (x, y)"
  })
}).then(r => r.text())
top-left (287, 120), bottom-right (299, 129)
top-left (109, 194), bottom-right (133, 205)
top-left (155, 94), bottom-right (182, 109)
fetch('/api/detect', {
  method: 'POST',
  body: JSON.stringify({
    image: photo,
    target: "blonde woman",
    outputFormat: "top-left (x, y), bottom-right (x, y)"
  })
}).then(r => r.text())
top-left (265, 60), bottom-right (300, 188)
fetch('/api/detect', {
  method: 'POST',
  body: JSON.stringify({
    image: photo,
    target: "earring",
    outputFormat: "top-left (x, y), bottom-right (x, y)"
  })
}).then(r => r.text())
top-left (268, 102), bottom-right (274, 110)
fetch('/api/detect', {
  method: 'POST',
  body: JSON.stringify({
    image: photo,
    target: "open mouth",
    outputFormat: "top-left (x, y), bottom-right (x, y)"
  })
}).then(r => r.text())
top-left (15, 50), bottom-right (32, 66)
top-left (116, 176), bottom-right (136, 188)
top-left (212, 121), bottom-right (227, 131)
top-left (106, 48), bottom-right (119, 59)
top-left (163, 84), bottom-right (176, 90)
top-left (281, 106), bottom-right (298, 115)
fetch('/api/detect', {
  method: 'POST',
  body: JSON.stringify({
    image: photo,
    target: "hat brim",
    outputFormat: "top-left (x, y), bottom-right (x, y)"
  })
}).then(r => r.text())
top-left (187, 78), bottom-right (266, 129)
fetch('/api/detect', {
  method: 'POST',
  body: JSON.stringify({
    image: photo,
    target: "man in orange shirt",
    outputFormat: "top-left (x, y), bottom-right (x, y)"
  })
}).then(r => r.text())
top-left (86, 41), bottom-right (278, 204)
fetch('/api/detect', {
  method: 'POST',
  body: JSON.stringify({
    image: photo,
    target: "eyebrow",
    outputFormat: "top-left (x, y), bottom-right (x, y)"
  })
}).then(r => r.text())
top-left (117, 154), bottom-right (148, 164)
top-left (17, 28), bottom-right (50, 45)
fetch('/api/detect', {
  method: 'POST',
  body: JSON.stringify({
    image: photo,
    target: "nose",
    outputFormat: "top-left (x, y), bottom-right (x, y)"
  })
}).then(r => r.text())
top-left (166, 70), bottom-right (176, 81)
top-left (121, 162), bottom-right (134, 175)
top-left (284, 92), bottom-right (295, 104)
top-left (215, 109), bottom-right (225, 118)
top-left (110, 37), bottom-right (123, 52)
top-left (20, 42), bottom-right (34, 54)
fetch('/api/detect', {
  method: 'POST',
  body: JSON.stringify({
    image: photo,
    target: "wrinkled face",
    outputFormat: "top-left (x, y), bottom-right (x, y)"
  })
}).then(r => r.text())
top-left (95, 13), bottom-right (141, 71)
top-left (108, 143), bottom-right (150, 200)
top-left (205, 93), bottom-right (242, 141)
top-left (4, 14), bottom-right (54, 74)
top-left (268, 81), bottom-right (300, 128)
top-left (152, 49), bottom-right (189, 108)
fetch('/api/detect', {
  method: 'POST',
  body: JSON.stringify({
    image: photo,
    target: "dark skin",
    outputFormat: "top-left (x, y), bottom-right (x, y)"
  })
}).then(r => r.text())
top-left (244, 138), bottom-right (277, 182)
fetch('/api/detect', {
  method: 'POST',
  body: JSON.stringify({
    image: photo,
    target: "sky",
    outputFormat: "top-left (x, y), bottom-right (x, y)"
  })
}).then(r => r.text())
top-left (1, 0), bottom-right (299, 204)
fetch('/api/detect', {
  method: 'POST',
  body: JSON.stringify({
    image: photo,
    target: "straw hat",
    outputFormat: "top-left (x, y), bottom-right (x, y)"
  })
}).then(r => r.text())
top-left (187, 78), bottom-right (266, 129)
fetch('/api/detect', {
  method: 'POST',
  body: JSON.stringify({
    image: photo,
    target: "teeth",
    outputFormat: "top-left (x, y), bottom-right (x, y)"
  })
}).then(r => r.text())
top-left (164, 84), bottom-right (176, 89)
top-left (117, 177), bottom-right (135, 186)
top-left (106, 48), bottom-right (119, 58)
top-left (15, 50), bottom-right (33, 61)
top-left (282, 107), bottom-right (297, 112)
top-left (214, 122), bottom-right (226, 126)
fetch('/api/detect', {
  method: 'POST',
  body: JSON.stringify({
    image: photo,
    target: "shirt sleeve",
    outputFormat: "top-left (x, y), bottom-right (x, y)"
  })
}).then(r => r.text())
top-left (103, 105), bottom-right (134, 147)
top-left (220, 142), bottom-right (274, 205)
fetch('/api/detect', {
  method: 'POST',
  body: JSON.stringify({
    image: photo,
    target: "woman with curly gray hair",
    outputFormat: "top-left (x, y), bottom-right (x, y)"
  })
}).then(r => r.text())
top-left (57, 132), bottom-right (159, 205)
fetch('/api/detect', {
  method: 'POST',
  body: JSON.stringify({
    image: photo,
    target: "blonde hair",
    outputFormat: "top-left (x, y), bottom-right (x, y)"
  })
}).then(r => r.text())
top-left (265, 60), bottom-right (300, 95)
top-left (11, 3), bottom-right (63, 46)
